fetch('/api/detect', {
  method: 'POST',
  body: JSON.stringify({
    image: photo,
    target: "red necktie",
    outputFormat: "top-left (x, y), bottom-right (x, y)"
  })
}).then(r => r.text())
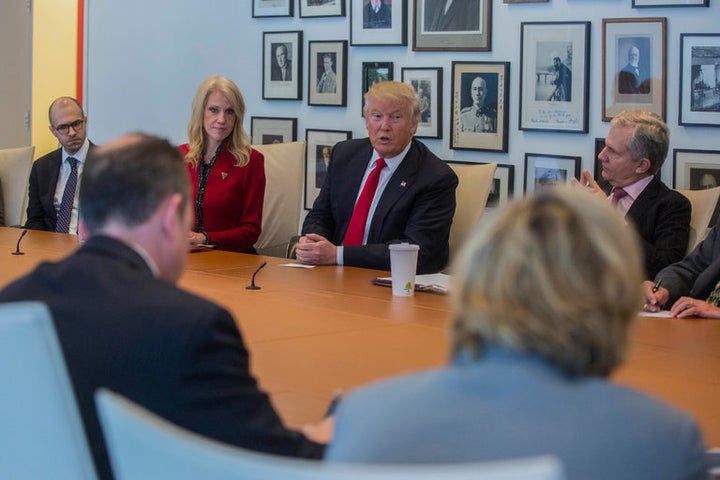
top-left (344, 158), bottom-right (386, 246)
top-left (611, 187), bottom-right (628, 206)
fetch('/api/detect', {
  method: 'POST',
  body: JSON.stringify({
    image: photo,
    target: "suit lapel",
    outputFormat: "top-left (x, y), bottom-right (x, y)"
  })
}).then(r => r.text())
top-left (626, 176), bottom-right (660, 224)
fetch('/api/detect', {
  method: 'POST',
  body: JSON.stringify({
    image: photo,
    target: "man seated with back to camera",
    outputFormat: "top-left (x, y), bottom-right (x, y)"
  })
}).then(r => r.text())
top-left (644, 215), bottom-right (720, 319)
top-left (297, 81), bottom-right (458, 274)
top-left (0, 134), bottom-right (327, 480)
top-left (573, 110), bottom-right (690, 279)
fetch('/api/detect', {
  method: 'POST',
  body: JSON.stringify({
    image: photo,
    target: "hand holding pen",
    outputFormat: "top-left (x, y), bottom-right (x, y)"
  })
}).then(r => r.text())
top-left (642, 279), bottom-right (666, 312)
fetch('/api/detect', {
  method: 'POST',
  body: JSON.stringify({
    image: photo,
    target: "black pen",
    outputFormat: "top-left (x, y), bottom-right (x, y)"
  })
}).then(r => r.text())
top-left (325, 390), bottom-right (342, 417)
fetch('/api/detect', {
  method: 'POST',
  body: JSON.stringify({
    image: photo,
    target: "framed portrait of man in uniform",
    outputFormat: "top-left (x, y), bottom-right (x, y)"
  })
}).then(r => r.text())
top-left (450, 61), bottom-right (509, 152)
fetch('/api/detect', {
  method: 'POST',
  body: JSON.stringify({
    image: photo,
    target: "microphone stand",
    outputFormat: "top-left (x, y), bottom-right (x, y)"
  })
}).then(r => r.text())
top-left (12, 229), bottom-right (28, 256)
top-left (246, 261), bottom-right (267, 290)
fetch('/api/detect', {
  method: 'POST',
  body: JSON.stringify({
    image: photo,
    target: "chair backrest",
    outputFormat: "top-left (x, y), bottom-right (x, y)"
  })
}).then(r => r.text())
top-left (0, 145), bottom-right (34, 227)
top-left (252, 141), bottom-right (305, 257)
top-left (677, 186), bottom-right (720, 253)
top-left (96, 389), bottom-right (563, 480)
top-left (448, 162), bottom-right (497, 260)
top-left (0, 302), bottom-right (97, 479)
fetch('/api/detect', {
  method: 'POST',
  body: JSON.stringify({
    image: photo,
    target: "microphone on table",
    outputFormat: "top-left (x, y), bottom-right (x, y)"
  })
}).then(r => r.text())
top-left (246, 261), bottom-right (267, 290)
top-left (12, 229), bottom-right (28, 256)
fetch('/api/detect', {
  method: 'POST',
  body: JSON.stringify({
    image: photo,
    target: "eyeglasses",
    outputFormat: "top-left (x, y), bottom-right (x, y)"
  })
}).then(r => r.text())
top-left (54, 119), bottom-right (85, 135)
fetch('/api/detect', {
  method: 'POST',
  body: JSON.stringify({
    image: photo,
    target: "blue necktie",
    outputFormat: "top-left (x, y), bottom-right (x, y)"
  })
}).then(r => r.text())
top-left (55, 157), bottom-right (78, 233)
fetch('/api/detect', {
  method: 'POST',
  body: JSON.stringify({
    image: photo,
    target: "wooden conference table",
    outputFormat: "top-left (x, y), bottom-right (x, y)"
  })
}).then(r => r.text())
top-left (1, 226), bottom-right (719, 447)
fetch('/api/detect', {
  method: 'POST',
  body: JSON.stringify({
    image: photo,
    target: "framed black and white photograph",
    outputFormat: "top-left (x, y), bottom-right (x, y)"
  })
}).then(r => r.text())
top-left (524, 153), bottom-right (581, 194)
top-left (299, 0), bottom-right (345, 18)
top-left (504, 0), bottom-right (548, 2)
top-left (362, 62), bottom-right (394, 113)
top-left (679, 33), bottom-right (720, 127)
top-left (250, 117), bottom-right (297, 145)
top-left (402, 67), bottom-right (443, 138)
top-left (602, 18), bottom-right (667, 121)
top-left (519, 21), bottom-right (590, 133)
top-left (308, 40), bottom-right (348, 107)
top-left (262, 31), bottom-right (303, 100)
top-left (252, 0), bottom-right (293, 17)
top-left (486, 164), bottom-right (515, 209)
top-left (450, 62), bottom-right (510, 152)
top-left (413, 0), bottom-right (491, 51)
top-left (633, 0), bottom-right (708, 7)
top-left (673, 149), bottom-right (720, 189)
top-left (304, 129), bottom-right (352, 209)
top-left (350, 0), bottom-right (407, 46)
top-left (594, 137), bottom-right (612, 195)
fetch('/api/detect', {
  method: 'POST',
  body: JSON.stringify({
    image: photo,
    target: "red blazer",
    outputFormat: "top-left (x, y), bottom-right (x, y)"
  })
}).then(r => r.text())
top-left (181, 144), bottom-right (265, 253)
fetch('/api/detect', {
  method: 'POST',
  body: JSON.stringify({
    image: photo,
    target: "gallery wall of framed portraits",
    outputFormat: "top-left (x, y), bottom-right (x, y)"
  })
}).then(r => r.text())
top-left (87, 0), bottom-right (719, 199)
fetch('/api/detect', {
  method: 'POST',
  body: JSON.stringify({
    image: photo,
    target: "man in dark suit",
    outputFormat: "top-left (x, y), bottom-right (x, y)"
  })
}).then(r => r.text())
top-left (618, 45), bottom-right (650, 94)
top-left (363, 0), bottom-right (391, 29)
top-left (0, 134), bottom-right (326, 480)
top-left (574, 110), bottom-right (690, 279)
top-left (424, 0), bottom-right (480, 32)
top-left (644, 216), bottom-right (720, 318)
top-left (270, 43), bottom-right (292, 81)
top-left (297, 81), bottom-right (458, 274)
top-left (26, 96), bottom-right (96, 233)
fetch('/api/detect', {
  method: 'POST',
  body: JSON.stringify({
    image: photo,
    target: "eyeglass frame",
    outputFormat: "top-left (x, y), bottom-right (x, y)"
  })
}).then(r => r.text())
top-left (53, 118), bottom-right (85, 135)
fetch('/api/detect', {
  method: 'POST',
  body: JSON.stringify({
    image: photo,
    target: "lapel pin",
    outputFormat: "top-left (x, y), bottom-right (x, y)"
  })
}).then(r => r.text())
top-left (221, 172), bottom-right (229, 180)
top-left (400, 181), bottom-right (407, 187)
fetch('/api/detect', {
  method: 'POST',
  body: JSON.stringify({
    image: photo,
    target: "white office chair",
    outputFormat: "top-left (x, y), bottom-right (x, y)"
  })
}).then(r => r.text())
top-left (252, 141), bottom-right (306, 257)
top-left (448, 162), bottom-right (497, 261)
top-left (96, 389), bottom-right (564, 480)
top-left (0, 145), bottom-right (35, 227)
top-left (0, 302), bottom-right (97, 479)
top-left (677, 186), bottom-right (720, 253)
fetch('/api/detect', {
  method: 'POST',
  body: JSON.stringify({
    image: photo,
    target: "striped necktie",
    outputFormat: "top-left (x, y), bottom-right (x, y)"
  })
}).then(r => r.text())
top-left (55, 157), bottom-right (78, 233)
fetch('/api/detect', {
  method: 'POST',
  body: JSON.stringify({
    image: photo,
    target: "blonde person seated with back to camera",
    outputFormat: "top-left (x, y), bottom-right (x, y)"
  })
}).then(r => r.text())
top-left (325, 186), bottom-right (707, 480)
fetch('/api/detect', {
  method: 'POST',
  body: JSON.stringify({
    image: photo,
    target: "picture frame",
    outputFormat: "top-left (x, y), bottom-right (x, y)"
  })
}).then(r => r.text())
top-left (250, 116), bottom-right (297, 145)
top-left (350, 0), bottom-right (408, 47)
top-left (602, 17), bottom-right (667, 121)
top-left (413, 0), bottom-right (491, 52)
top-left (450, 61), bottom-right (510, 152)
top-left (486, 164), bottom-right (515, 210)
top-left (304, 129), bottom-right (352, 210)
top-left (299, 0), bottom-right (345, 18)
top-left (524, 153), bottom-right (581, 194)
top-left (308, 40), bottom-right (348, 107)
top-left (504, 0), bottom-right (548, 2)
top-left (679, 33), bottom-right (720, 127)
top-left (361, 62), bottom-right (394, 113)
top-left (633, 0), bottom-right (708, 7)
top-left (402, 67), bottom-right (443, 139)
top-left (519, 21), bottom-right (590, 133)
top-left (673, 149), bottom-right (720, 227)
top-left (252, 0), bottom-right (293, 18)
top-left (594, 137), bottom-right (612, 195)
top-left (262, 31), bottom-right (303, 100)
top-left (673, 149), bottom-right (720, 189)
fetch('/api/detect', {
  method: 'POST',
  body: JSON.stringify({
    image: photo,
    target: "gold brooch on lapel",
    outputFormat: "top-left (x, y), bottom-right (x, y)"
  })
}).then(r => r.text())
top-left (221, 172), bottom-right (229, 180)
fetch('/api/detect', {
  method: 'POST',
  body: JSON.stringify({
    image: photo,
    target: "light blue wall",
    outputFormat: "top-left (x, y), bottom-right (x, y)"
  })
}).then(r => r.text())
top-left (86, 0), bottom-right (719, 194)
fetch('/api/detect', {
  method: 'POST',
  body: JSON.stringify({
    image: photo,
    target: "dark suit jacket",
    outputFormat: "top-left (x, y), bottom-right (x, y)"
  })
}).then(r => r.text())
top-left (0, 236), bottom-right (323, 479)
top-left (363, 2), bottom-right (391, 29)
top-left (618, 64), bottom-right (650, 94)
top-left (424, 0), bottom-right (480, 32)
top-left (271, 59), bottom-right (292, 81)
top-left (25, 143), bottom-right (96, 231)
top-left (302, 138), bottom-right (458, 274)
top-left (657, 217), bottom-right (720, 306)
top-left (625, 176), bottom-right (690, 279)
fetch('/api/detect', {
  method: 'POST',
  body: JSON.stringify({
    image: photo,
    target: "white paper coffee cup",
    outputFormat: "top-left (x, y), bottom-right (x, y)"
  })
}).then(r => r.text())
top-left (388, 243), bottom-right (419, 296)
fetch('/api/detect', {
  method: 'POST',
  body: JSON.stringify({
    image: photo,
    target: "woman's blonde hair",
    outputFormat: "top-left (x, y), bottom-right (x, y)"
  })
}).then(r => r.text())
top-left (451, 186), bottom-right (643, 377)
top-left (185, 75), bottom-right (250, 168)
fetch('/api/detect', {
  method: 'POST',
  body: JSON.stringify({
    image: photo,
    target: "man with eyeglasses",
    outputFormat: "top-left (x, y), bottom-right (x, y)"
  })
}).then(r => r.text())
top-left (26, 96), bottom-right (96, 233)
